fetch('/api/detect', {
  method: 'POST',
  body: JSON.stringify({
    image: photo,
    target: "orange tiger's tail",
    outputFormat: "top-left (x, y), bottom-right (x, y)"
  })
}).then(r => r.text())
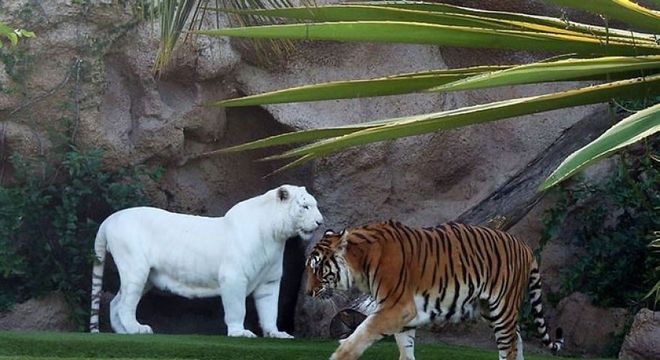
top-left (528, 260), bottom-right (564, 354)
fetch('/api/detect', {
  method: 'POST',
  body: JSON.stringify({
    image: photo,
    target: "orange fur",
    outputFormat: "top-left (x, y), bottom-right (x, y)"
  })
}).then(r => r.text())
top-left (306, 221), bottom-right (563, 360)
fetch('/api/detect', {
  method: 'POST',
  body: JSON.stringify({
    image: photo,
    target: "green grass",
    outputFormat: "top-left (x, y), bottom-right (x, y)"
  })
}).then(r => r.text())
top-left (0, 332), bottom-right (607, 360)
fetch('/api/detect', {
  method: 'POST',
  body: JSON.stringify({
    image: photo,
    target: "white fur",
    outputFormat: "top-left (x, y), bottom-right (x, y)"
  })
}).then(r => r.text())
top-left (90, 185), bottom-right (323, 337)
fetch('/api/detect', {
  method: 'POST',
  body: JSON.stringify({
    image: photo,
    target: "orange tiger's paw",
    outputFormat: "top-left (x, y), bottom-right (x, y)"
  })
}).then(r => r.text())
top-left (330, 348), bottom-right (359, 360)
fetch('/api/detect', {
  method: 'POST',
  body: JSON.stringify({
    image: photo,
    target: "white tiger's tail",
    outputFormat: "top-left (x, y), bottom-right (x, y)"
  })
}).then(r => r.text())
top-left (89, 222), bottom-right (107, 333)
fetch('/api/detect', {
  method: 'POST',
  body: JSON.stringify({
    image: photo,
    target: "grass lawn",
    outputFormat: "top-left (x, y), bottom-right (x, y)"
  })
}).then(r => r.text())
top-left (0, 332), bottom-right (609, 360)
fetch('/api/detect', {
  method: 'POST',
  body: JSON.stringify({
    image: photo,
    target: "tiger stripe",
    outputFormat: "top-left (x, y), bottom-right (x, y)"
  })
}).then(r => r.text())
top-left (306, 221), bottom-right (563, 360)
top-left (89, 222), bottom-right (108, 333)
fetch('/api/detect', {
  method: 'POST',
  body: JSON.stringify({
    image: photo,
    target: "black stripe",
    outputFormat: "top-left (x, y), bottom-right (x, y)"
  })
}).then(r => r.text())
top-left (445, 277), bottom-right (460, 321)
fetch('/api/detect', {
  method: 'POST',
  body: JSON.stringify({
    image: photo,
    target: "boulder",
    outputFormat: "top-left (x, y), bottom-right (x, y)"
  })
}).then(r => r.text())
top-left (0, 292), bottom-right (76, 331)
top-left (554, 292), bottom-right (630, 356)
top-left (619, 308), bottom-right (660, 360)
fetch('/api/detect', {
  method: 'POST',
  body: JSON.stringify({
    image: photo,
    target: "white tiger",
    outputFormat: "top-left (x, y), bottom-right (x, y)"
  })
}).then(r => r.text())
top-left (89, 185), bottom-right (323, 337)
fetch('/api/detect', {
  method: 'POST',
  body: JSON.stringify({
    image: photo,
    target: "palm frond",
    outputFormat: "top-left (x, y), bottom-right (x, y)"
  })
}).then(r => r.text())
top-left (209, 56), bottom-right (660, 107)
top-left (545, 0), bottom-right (660, 33)
top-left (152, 0), bottom-right (314, 74)
top-left (197, 21), bottom-right (660, 56)
top-left (541, 102), bottom-right (660, 189)
top-left (215, 4), bottom-right (657, 43)
top-left (210, 75), bottom-right (659, 177)
top-left (154, 0), bottom-right (199, 74)
top-left (192, 0), bottom-right (660, 189)
top-left (643, 233), bottom-right (660, 306)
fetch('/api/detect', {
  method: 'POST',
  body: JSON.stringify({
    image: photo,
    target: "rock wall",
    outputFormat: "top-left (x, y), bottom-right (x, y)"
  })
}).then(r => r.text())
top-left (0, 0), bottom-right (618, 353)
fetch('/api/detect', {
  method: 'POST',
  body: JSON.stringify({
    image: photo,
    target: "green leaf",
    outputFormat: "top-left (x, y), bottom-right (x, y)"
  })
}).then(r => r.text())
top-left (356, 1), bottom-right (657, 42)
top-left (0, 21), bottom-right (34, 48)
top-left (212, 5), bottom-right (553, 32)
top-left (15, 29), bottom-right (35, 38)
top-left (0, 21), bottom-right (13, 37)
top-left (197, 21), bottom-right (660, 56)
top-left (6, 32), bottom-right (17, 46)
top-left (249, 75), bottom-right (659, 170)
top-left (221, 75), bottom-right (660, 173)
top-left (541, 102), bottom-right (660, 190)
top-left (205, 118), bottom-right (403, 154)
top-left (215, 56), bottom-right (660, 107)
top-left (152, 0), bottom-right (312, 74)
top-left (212, 4), bottom-right (657, 43)
top-left (431, 56), bottom-right (660, 92)
top-left (546, 0), bottom-right (660, 34)
top-left (213, 65), bottom-right (510, 107)
top-left (205, 127), bottom-right (371, 154)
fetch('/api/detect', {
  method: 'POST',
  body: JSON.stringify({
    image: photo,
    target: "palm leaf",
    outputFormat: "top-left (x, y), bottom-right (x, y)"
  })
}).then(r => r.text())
top-left (212, 65), bottom-right (510, 107)
top-left (214, 75), bottom-right (658, 174)
top-left (644, 235), bottom-right (660, 306)
top-left (211, 4), bottom-right (657, 44)
top-left (151, 0), bottom-right (310, 74)
top-left (193, 1), bottom-right (660, 188)
top-left (358, 1), bottom-right (657, 41)
top-left (545, 0), bottom-right (660, 34)
top-left (264, 75), bottom-right (659, 163)
top-left (212, 56), bottom-right (660, 107)
top-left (541, 102), bottom-right (660, 189)
top-left (431, 56), bottom-right (660, 92)
top-left (154, 0), bottom-right (198, 74)
top-left (197, 21), bottom-right (660, 56)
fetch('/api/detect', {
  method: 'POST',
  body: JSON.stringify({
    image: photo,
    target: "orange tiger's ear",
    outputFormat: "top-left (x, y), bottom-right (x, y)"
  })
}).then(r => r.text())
top-left (337, 235), bottom-right (348, 252)
top-left (324, 229), bottom-right (336, 236)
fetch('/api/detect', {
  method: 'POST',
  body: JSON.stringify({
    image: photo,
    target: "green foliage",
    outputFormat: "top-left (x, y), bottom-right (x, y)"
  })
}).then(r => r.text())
top-left (644, 234), bottom-right (660, 306)
top-left (0, 21), bottom-right (34, 48)
top-left (149, 0), bottom-right (309, 74)
top-left (603, 317), bottom-right (633, 358)
top-left (0, 147), bottom-right (161, 324)
top-left (191, 1), bottom-right (660, 187)
top-left (0, 46), bottom-right (34, 85)
top-left (541, 141), bottom-right (660, 309)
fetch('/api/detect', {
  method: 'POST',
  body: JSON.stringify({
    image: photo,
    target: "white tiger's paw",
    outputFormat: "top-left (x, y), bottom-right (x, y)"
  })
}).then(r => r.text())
top-left (228, 329), bottom-right (257, 338)
top-left (266, 330), bottom-right (294, 339)
top-left (125, 324), bottom-right (152, 334)
top-left (137, 324), bottom-right (153, 334)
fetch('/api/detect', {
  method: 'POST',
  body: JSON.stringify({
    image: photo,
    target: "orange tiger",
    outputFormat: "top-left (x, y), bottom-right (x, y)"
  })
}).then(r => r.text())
top-left (305, 221), bottom-right (563, 360)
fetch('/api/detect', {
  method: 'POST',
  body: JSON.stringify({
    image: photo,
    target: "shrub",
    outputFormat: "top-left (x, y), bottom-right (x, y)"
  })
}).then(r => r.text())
top-left (541, 140), bottom-right (659, 309)
top-left (0, 147), bottom-right (161, 327)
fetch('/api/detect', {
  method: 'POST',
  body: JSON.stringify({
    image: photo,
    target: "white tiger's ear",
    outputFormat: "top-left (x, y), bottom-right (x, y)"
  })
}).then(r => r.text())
top-left (277, 187), bottom-right (289, 201)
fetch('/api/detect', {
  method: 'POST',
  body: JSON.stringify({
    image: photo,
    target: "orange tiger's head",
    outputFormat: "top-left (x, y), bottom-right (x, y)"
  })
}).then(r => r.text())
top-left (305, 229), bottom-right (353, 299)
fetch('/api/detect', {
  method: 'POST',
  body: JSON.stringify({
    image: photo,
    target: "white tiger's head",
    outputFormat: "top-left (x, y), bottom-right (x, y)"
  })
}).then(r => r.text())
top-left (275, 185), bottom-right (323, 241)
